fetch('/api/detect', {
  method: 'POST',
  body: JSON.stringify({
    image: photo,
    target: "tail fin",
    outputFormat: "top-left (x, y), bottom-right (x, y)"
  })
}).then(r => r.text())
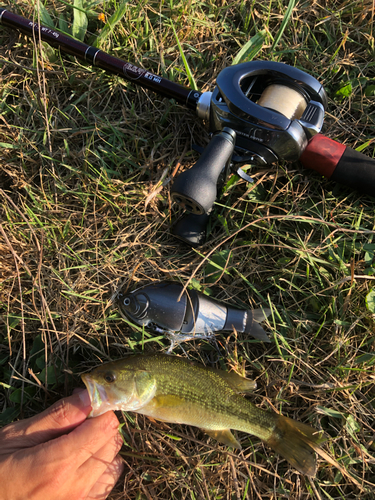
top-left (246, 308), bottom-right (272, 342)
top-left (253, 308), bottom-right (271, 323)
top-left (266, 414), bottom-right (324, 476)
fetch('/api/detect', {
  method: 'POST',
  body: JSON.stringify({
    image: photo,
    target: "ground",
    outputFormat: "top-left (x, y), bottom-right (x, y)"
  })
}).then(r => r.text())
top-left (0, 1), bottom-right (374, 499)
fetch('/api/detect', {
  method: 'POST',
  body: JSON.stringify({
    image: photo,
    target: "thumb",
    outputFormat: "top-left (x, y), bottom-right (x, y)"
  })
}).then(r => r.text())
top-left (0, 389), bottom-right (92, 452)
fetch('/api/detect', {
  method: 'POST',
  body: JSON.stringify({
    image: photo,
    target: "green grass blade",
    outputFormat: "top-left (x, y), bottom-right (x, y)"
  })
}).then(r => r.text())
top-left (271, 0), bottom-right (295, 50)
top-left (232, 29), bottom-right (267, 65)
top-left (170, 23), bottom-right (197, 90)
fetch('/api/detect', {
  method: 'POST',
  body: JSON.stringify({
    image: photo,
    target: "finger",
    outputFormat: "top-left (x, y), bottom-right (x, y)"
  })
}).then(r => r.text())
top-left (0, 390), bottom-right (92, 452)
top-left (73, 387), bottom-right (85, 395)
top-left (5, 420), bottom-right (121, 499)
top-left (78, 431), bottom-right (123, 485)
top-left (86, 455), bottom-right (125, 500)
top-left (45, 410), bottom-right (120, 467)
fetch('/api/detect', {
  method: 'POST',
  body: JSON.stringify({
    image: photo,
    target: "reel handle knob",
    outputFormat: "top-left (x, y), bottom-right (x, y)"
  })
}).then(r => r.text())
top-left (300, 134), bottom-right (375, 197)
top-left (171, 212), bottom-right (210, 247)
top-left (171, 128), bottom-right (236, 215)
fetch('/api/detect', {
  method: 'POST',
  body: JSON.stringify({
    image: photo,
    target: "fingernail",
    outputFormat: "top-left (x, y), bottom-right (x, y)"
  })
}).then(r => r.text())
top-left (76, 389), bottom-right (92, 408)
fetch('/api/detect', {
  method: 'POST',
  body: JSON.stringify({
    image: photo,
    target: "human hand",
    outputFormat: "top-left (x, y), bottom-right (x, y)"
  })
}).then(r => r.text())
top-left (0, 389), bottom-right (124, 500)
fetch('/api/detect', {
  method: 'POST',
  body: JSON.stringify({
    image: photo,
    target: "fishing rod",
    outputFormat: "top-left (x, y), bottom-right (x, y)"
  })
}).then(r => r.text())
top-left (1, 8), bottom-right (375, 246)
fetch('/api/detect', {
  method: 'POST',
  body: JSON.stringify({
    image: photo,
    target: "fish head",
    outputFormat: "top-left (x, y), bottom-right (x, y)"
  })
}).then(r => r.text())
top-left (82, 360), bottom-right (157, 417)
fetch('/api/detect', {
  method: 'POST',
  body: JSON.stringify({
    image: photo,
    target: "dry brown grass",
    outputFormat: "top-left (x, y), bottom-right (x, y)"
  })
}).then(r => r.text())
top-left (1, 0), bottom-right (375, 498)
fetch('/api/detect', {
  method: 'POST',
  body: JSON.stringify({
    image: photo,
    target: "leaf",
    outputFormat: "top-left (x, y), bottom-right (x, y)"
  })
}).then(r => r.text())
top-left (365, 84), bottom-right (375, 97)
top-left (365, 288), bottom-right (375, 313)
top-left (217, 214), bottom-right (229, 235)
top-left (188, 278), bottom-right (203, 291)
top-left (72, 0), bottom-right (88, 41)
top-left (35, 1), bottom-right (55, 29)
top-left (30, 334), bottom-right (45, 359)
top-left (37, 365), bottom-right (58, 385)
top-left (247, 183), bottom-right (266, 202)
top-left (0, 407), bottom-right (20, 426)
top-left (0, 142), bottom-right (20, 150)
top-left (316, 406), bottom-right (344, 418)
top-left (9, 387), bottom-right (36, 404)
top-left (334, 82), bottom-right (352, 99)
top-left (278, 257), bottom-right (292, 265)
top-left (222, 173), bottom-right (240, 193)
top-left (363, 243), bottom-right (375, 265)
top-left (204, 249), bottom-right (232, 283)
top-left (345, 414), bottom-right (360, 436)
top-left (58, 13), bottom-right (71, 36)
top-left (355, 139), bottom-right (375, 153)
top-left (232, 30), bottom-right (267, 65)
top-left (5, 314), bottom-right (20, 331)
top-left (354, 353), bottom-right (375, 365)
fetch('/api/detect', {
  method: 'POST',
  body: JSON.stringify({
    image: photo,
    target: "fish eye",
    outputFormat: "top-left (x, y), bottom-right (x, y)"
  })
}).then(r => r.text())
top-left (104, 372), bottom-right (116, 384)
top-left (123, 297), bottom-right (131, 306)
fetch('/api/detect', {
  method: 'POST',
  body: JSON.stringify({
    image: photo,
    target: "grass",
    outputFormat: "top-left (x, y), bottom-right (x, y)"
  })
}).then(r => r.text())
top-left (1, 0), bottom-right (375, 498)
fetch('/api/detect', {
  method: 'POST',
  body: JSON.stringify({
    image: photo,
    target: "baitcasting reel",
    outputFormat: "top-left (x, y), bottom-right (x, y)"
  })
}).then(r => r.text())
top-left (170, 61), bottom-right (327, 245)
top-left (117, 281), bottom-right (271, 352)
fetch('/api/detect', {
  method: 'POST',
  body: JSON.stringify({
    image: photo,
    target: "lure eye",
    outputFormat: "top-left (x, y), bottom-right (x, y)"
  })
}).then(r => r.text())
top-left (104, 372), bottom-right (116, 384)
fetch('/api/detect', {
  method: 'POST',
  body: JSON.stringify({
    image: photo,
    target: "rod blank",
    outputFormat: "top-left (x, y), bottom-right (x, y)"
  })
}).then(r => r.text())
top-left (0, 8), bottom-right (201, 109)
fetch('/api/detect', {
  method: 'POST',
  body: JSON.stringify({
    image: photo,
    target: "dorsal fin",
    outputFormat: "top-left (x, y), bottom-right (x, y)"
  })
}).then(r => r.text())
top-left (184, 359), bottom-right (257, 393)
top-left (203, 365), bottom-right (256, 393)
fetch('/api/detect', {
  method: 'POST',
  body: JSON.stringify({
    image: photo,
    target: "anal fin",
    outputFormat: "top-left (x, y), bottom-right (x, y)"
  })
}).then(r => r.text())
top-left (203, 428), bottom-right (241, 449)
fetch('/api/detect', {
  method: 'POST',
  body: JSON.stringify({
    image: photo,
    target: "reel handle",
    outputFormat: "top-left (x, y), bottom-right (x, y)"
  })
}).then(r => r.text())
top-left (171, 212), bottom-right (210, 247)
top-left (171, 128), bottom-right (236, 215)
top-left (300, 134), bottom-right (375, 197)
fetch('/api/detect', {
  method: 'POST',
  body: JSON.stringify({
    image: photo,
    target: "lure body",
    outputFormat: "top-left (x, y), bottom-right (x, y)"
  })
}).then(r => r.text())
top-left (118, 281), bottom-right (270, 350)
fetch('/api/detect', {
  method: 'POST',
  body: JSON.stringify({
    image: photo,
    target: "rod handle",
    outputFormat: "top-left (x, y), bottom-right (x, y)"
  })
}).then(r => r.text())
top-left (300, 134), bottom-right (375, 196)
top-left (171, 128), bottom-right (236, 215)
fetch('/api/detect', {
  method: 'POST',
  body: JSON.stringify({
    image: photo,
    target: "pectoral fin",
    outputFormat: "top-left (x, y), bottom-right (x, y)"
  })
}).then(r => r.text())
top-left (141, 394), bottom-right (189, 423)
top-left (152, 394), bottom-right (186, 408)
top-left (203, 428), bottom-right (241, 449)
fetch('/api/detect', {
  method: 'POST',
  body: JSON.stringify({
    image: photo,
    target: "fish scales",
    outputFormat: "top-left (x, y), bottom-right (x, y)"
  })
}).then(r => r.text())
top-left (134, 354), bottom-right (275, 440)
top-left (82, 353), bottom-right (324, 476)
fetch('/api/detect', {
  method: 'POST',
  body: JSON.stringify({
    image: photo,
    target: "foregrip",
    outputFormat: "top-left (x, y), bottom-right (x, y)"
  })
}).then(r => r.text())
top-left (300, 134), bottom-right (375, 197)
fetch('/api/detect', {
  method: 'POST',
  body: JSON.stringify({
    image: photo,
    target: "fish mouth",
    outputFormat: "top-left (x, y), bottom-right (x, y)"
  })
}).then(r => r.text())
top-left (81, 374), bottom-right (113, 418)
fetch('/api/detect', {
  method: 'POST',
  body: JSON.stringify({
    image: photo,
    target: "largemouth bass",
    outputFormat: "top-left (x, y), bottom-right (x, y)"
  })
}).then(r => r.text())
top-left (82, 353), bottom-right (323, 476)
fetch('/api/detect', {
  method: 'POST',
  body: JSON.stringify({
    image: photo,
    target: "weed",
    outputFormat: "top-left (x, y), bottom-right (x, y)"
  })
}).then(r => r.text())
top-left (0, 0), bottom-right (374, 498)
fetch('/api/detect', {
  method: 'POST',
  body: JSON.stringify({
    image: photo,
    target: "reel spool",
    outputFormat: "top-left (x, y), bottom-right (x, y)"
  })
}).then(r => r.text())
top-left (171, 61), bottom-right (328, 219)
